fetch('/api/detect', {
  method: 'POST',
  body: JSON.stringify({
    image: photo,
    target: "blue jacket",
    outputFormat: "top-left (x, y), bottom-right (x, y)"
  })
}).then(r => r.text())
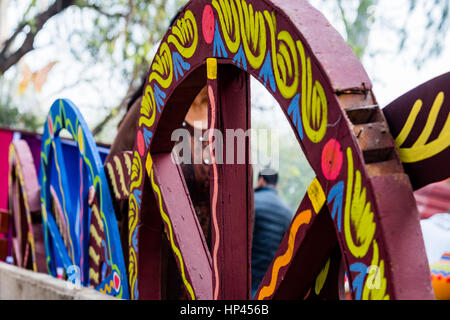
top-left (251, 186), bottom-right (293, 293)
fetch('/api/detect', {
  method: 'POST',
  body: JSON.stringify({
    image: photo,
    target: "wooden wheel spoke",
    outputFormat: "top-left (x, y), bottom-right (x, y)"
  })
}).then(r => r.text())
top-left (207, 60), bottom-right (253, 299)
top-left (152, 153), bottom-right (212, 299)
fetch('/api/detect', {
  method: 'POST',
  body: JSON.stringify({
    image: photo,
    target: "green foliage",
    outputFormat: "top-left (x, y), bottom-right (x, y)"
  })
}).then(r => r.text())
top-left (336, 0), bottom-right (379, 59)
top-left (0, 103), bottom-right (40, 131)
top-left (319, 0), bottom-right (448, 66)
top-left (71, 0), bottom-right (189, 85)
top-left (0, 80), bottom-right (40, 131)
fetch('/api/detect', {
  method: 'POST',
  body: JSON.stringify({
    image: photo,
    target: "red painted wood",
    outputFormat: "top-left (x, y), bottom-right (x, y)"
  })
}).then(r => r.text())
top-left (136, 176), bottom-right (163, 299)
top-left (255, 189), bottom-right (336, 300)
top-left (208, 63), bottom-right (252, 299)
top-left (383, 72), bottom-right (450, 190)
top-left (271, 0), bottom-right (372, 92)
top-left (370, 173), bottom-right (434, 299)
top-left (127, 0), bottom-right (434, 300)
top-left (152, 152), bottom-right (213, 300)
top-left (305, 244), bottom-right (345, 300)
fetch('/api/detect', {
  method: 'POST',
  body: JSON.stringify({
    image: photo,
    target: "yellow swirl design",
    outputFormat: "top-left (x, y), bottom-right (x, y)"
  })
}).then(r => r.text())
top-left (129, 151), bottom-right (143, 192)
top-left (237, 0), bottom-right (267, 69)
top-left (146, 153), bottom-right (196, 300)
top-left (127, 151), bottom-right (142, 300)
top-left (344, 148), bottom-right (376, 258)
top-left (298, 40), bottom-right (327, 143)
top-left (106, 162), bottom-right (120, 200)
top-left (139, 84), bottom-right (157, 128)
top-left (213, 0), bottom-right (241, 53)
top-left (168, 10), bottom-right (198, 59)
top-left (90, 224), bottom-right (102, 247)
top-left (362, 240), bottom-right (389, 300)
top-left (395, 91), bottom-right (450, 163)
top-left (149, 42), bottom-right (173, 89)
top-left (114, 155), bottom-right (129, 197)
top-left (89, 246), bottom-right (100, 266)
top-left (128, 246), bottom-right (137, 299)
top-left (265, 11), bottom-right (299, 99)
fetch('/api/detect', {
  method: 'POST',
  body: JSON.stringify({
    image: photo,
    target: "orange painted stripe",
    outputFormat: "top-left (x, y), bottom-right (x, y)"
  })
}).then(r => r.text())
top-left (257, 209), bottom-right (312, 300)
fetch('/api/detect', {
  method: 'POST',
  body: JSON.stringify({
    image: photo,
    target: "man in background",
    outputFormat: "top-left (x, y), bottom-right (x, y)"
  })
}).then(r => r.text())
top-left (251, 168), bottom-right (293, 297)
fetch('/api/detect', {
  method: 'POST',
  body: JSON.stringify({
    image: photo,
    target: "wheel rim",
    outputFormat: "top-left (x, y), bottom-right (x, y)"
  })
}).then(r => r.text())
top-left (127, 0), bottom-right (433, 300)
top-left (8, 140), bottom-right (43, 272)
top-left (39, 98), bottom-right (129, 298)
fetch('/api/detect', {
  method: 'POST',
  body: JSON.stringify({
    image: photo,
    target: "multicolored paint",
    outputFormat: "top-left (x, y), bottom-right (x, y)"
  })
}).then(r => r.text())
top-left (383, 71), bottom-right (450, 190)
top-left (257, 209), bottom-right (312, 300)
top-left (125, 0), bottom-right (433, 300)
top-left (105, 152), bottom-right (132, 201)
top-left (0, 0), bottom-right (442, 301)
top-left (206, 57), bottom-right (221, 300)
top-left (430, 253), bottom-right (450, 300)
top-left (39, 99), bottom-right (128, 298)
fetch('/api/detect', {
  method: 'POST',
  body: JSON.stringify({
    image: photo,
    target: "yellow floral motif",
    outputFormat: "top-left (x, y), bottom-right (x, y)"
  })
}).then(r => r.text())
top-left (213, 0), bottom-right (241, 53)
top-left (139, 84), bottom-right (157, 128)
top-left (237, 0), bottom-right (267, 69)
top-left (106, 162), bottom-right (120, 200)
top-left (148, 42), bottom-right (173, 89)
top-left (168, 10), bottom-right (198, 59)
top-left (298, 40), bottom-right (327, 143)
top-left (344, 147), bottom-right (376, 258)
top-left (129, 151), bottom-right (143, 192)
top-left (265, 11), bottom-right (299, 100)
top-left (362, 240), bottom-right (390, 300)
top-left (127, 150), bottom-right (142, 300)
top-left (395, 91), bottom-right (450, 163)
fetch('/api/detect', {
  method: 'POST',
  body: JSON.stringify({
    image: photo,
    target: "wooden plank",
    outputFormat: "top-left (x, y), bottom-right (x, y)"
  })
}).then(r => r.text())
top-left (207, 60), bottom-right (252, 299)
top-left (255, 183), bottom-right (336, 300)
top-left (151, 152), bottom-right (213, 300)
top-left (370, 173), bottom-right (434, 299)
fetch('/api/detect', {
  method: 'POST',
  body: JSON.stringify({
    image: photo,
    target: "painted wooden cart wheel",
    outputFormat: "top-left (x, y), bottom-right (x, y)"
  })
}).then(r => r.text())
top-left (383, 71), bottom-right (450, 191)
top-left (39, 99), bottom-right (129, 298)
top-left (127, 0), bottom-right (433, 300)
top-left (8, 140), bottom-right (46, 272)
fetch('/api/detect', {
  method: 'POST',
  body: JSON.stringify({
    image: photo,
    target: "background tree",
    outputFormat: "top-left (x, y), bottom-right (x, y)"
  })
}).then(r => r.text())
top-left (0, 0), bottom-right (187, 133)
top-left (311, 0), bottom-right (449, 63)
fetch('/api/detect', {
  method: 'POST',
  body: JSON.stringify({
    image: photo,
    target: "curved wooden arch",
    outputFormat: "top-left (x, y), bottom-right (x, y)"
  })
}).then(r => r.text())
top-left (128, 0), bottom-right (433, 300)
top-left (39, 99), bottom-right (129, 298)
top-left (8, 140), bottom-right (45, 272)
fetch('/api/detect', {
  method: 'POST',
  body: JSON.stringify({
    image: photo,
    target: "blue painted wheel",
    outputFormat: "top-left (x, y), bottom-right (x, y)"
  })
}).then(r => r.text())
top-left (39, 99), bottom-right (129, 299)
